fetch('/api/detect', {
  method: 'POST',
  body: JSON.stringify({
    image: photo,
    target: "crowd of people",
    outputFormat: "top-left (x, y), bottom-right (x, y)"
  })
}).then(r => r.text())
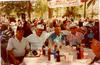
top-left (0, 14), bottom-right (99, 65)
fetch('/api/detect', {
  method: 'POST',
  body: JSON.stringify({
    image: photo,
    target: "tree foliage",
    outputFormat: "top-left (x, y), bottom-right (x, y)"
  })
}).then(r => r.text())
top-left (0, 1), bottom-right (33, 18)
top-left (34, 0), bottom-right (48, 17)
top-left (87, 0), bottom-right (97, 7)
top-left (64, 6), bottom-right (83, 17)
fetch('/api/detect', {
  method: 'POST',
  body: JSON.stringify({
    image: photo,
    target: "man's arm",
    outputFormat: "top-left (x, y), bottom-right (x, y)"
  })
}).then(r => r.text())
top-left (7, 50), bottom-right (20, 65)
top-left (26, 49), bottom-right (31, 54)
top-left (7, 38), bottom-right (19, 65)
top-left (25, 39), bottom-right (31, 55)
top-left (7, 50), bottom-right (16, 61)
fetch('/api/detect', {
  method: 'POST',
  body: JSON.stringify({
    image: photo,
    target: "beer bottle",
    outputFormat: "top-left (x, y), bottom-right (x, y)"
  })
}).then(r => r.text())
top-left (56, 50), bottom-right (60, 62)
top-left (48, 48), bottom-right (51, 61)
top-left (42, 45), bottom-right (45, 56)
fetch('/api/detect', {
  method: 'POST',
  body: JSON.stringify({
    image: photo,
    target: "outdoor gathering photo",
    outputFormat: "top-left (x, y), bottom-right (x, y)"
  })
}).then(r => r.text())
top-left (0, 0), bottom-right (100, 65)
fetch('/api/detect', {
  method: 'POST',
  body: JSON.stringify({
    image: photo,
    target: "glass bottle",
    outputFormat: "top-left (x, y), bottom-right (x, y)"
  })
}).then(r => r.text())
top-left (48, 48), bottom-right (51, 61)
top-left (42, 45), bottom-right (45, 56)
top-left (56, 50), bottom-right (60, 62)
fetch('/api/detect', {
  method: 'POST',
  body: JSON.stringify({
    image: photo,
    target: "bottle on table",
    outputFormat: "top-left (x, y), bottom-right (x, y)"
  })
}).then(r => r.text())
top-left (54, 45), bottom-right (57, 59)
top-left (76, 44), bottom-right (81, 59)
top-left (42, 45), bottom-right (46, 56)
top-left (56, 49), bottom-right (60, 62)
top-left (80, 45), bottom-right (84, 59)
top-left (48, 48), bottom-right (51, 61)
top-left (76, 44), bottom-right (84, 59)
top-left (45, 46), bottom-right (49, 55)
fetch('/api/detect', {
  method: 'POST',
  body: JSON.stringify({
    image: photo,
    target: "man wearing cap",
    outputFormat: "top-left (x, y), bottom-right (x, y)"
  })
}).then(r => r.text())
top-left (27, 25), bottom-right (52, 54)
top-left (6, 27), bottom-right (30, 65)
top-left (66, 26), bottom-right (84, 46)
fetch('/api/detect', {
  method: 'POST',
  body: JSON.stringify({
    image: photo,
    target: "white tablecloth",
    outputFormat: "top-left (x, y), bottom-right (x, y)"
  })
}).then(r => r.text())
top-left (23, 47), bottom-right (95, 65)
top-left (23, 56), bottom-right (92, 65)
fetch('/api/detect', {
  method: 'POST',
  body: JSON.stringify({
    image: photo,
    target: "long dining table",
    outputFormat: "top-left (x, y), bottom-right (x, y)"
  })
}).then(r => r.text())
top-left (20, 46), bottom-right (96, 65)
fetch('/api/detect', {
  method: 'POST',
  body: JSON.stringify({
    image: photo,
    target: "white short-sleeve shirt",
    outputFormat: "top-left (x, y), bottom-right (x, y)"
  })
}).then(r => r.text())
top-left (27, 31), bottom-right (53, 50)
top-left (7, 37), bottom-right (30, 57)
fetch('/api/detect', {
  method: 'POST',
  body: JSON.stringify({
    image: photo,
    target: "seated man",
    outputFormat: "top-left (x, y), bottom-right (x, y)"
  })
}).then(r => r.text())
top-left (27, 25), bottom-right (52, 55)
top-left (48, 26), bottom-right (67, 59)
top-left (6, 27), bottom-right (30, 65)
top-left (66, 26), bottom-right (84, 46)
top-left (49, 26), bottom-right (64, 49)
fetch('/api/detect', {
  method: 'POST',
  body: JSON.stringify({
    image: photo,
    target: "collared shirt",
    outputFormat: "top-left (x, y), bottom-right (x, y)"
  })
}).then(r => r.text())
top-left (49, 33), bottom-right (64, 46)
top-left (88, 33), bottom-right (94, 38)
top-left (1, 29), bottom-right (13, 44)
top-left (86, 23), bottom-right (93, 27)
top-left (27, 31), bottom-right (52, 50)
top-left (7, 37), bottom-right (30, 57)
top-left (66, 32), bottom-right (84, 45)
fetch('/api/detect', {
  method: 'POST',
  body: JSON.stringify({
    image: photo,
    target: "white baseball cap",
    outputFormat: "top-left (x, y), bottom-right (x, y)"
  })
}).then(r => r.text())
top-left (37, 24), bottom-right (44, 29)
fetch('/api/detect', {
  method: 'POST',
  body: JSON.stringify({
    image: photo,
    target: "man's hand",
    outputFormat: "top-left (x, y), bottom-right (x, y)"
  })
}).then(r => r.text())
top-left (7, 50), bottom-right (20, 65)
top-left (38, 49), bottom-right (42, 53)
top-left (26, 49), bottom-right (31, 54)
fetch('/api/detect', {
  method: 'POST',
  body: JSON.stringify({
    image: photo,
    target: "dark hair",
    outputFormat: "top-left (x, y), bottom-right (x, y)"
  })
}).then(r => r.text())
top-left (1, 24), bottom-right (7, 31)
top-left (32, 19), bottom-right (36, 23)
top-left (70, 26), bottom-right (77, 30)
top-left (16, 26), bottom-right (24, 31)
top-left (63, 20), bottom-right (67, 24)
top-left (89, 20), bottom-right (93, 23)
top-left (21, 13), bottom-right (26, 20)
top-left (18, 19), bottom-right (20, 22)
top-left (55, 24), bottom-right (60, 28)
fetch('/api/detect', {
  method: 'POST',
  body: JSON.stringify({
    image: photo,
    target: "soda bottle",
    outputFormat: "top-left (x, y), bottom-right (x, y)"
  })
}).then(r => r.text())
top-left (48, 48), bottom-right (51, 61)
top-left (56, 50), bottom-right (60, 62)
top-left (42, 45), bottom-right (45, 56)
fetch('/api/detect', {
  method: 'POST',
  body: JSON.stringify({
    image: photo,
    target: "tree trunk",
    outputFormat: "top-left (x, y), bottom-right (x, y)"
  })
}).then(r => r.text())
top-left (27, 1), bottom-right (31, 20)
top-left (84, 0), bottom-right (87, 18)
top-left (71, 7), bottom-right (74, 15)
top-left (91, 4), bottom-right (93, 19)
top-left (48, 7), bottom-right (53, 18)
top-left (66, 7), bottom-right (70, 16)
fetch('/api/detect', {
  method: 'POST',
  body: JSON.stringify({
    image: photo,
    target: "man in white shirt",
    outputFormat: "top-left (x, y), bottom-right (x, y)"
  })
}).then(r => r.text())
top-left (7, 27), bottom-right (30, 65)
top-left (27, 25), bottom-right (52, 53)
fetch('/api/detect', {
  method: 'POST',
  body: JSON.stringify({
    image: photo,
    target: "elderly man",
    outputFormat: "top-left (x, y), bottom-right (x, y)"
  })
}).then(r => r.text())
top-left (66, 26), bottom-right (84, 46)
top-left (7, 27), bottom-right (30, 65)
top-left (49, 26), bottom-right (64, 48)
top-left (27, 25), bottom-right (52, 55)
